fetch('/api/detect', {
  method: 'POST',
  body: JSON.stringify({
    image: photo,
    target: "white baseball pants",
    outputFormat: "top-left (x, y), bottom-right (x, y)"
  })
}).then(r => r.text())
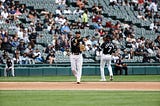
top-left (70, 54), bottom-right (83, 82)
top-left (100, 54), bottom-right (113, 80)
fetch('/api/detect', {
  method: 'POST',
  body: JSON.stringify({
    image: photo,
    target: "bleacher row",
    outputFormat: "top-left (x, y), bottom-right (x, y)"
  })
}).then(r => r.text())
top-left (1, 0), bottom-right (160, 63)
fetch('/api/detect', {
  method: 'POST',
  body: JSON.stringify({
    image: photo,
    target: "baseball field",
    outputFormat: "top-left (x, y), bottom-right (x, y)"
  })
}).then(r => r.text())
top-left (0, 75), bottom-right (160, 106)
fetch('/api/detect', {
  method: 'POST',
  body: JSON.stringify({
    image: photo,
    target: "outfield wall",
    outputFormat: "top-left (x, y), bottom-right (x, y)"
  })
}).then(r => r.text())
top-left (0, 63), bottom-right (160, 76)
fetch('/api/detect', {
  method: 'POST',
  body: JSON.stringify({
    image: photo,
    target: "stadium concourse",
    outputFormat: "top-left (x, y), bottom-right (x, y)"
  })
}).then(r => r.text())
top-left (0, 0), bottom-right (160, 65)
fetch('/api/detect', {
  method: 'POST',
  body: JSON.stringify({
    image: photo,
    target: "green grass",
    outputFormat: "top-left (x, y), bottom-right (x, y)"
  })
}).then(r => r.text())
top-left (0, 91), bottom-right (159, 106)
top-left (0, 75), bottom-right (160, 82)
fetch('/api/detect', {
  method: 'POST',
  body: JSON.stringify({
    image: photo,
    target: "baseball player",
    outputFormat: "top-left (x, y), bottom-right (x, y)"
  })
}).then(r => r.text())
top-left (70, 31), bottom-right (85, 84)
top-left (100, 35), bottom-right (115, 81)
top-left (4, 57), bottom-right (15, 77)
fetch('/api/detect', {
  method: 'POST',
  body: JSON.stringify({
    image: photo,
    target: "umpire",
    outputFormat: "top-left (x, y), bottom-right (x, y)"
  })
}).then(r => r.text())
top-left (70, 31), bottom-right (85, 84)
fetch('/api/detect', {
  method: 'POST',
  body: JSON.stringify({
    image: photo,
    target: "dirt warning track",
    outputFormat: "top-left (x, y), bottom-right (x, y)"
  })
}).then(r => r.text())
top-left (0, 82), bottom-right (160, 91)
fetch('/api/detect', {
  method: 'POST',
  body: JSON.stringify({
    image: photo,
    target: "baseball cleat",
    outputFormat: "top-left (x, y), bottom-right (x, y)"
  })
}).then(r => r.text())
top-left (110, 76), bottom-right (113, 81)
top-left (100, 79), bottom-right (106, 81)
top-left (77, 82), bottom-right (80, 84)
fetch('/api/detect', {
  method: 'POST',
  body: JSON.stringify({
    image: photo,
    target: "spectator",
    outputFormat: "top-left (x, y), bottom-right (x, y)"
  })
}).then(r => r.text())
top-left (19, 4), bottom-right (26, 13)
top-left (63, 47), bottom-right (70, 56)
top-left (1, 9), bottom-right (9, 19)
top-left (148, 1), bottom-right (158, 12)
top-left (32, 48), bottom-right (44, 63)
top-left (46, 51), bottom-right (55, 64)
top-left (112, 52), bottom-right (120, 63)
top-left (135, 44), bottom-right (146, 56)
top-left (73, 8), bottom-right (83, 15)
top-left (154, 35), bottom-right (160, 48)
top-left (17, 39), bottom-right (26, 54)
top-left (20, 53), bottom-right (32, 64)
top-left (76, 0), bottom-right (85, 9)
top-left (142, 53), bottom-right (150, 63)
top-left (60, 22), bottom-right (71, 35)
top-left (0, 55), bottom-right (3, 64)
top-left (1, 36), bottom-right (12, 53)
top-left (81, 9), bottom-right (89, 28)
top-left (55, 0), bottom-right (66, 6)
top-left (13, 51), bottom-right (21, 64)
top-left (109, 0), bottom-right (118, 6)
top-left (63, 6), bottom-right (72, 15)
top-left (11, 36), bottom-right (19, 47)
top-left (122, 49), bottom-right (131, 59)
top-left (55, 7), bottom-right (62, 15)
top-left (155, 49), bottom-right (160, 62)
top-left (24, 44), bottom-right (33, 58)
top-left (137, 12), bottom-right (146, 20)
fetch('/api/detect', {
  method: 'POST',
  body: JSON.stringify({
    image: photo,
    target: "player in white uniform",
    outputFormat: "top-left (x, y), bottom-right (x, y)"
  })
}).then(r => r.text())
top-left (100, 35), bottom-right (115, 81)
top-left (70, 31), bottom-right (85, 84)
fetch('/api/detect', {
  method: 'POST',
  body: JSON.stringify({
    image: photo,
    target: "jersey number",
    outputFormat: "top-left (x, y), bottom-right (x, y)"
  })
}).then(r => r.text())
top-left (108, 46), bottom-right (112, 52)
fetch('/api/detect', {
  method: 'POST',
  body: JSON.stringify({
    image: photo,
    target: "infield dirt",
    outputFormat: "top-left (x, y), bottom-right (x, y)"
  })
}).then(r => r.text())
top-left (0, 82), bottom-right (160, 91)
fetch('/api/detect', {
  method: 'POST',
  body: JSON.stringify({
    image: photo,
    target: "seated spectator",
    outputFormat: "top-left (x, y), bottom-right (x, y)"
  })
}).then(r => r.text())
top-left (106, 21), bottom-right (113, 28)
top-left (19, 53), bottom-right (30, 64)
top-left (55, 0), bottom-right (66, 6)
top-left (63, 7), bottom-right (72, 15)
top-left (46, 51), bottom-right (55, 64)
top-left (92, 14), bottom-right (102, 23)
top-left (93, 22), bottom-right (103, 30)
top-left (145, 44), bottom-right (155, 56)
top-left (32, 48), bottom-right (44, 63)
top-left (122, 49), bottom-right (131, 59)
top-left (148, 1), bottom-right (158, 12)
top-left (149, 21), bottom-right (158, 31)
top-left (73, 8), bottom-right (84, 15)
top-left (15, 7), bottom-right (22, 16)
top-left (63, 47), bottom-right (70, 56)
top-left (55, 7), bottom-right (62, 15)
top-left (92, 3), bottom-right (98, 14)
top-left (92, 3), bottom-right (103, 14)
top-left (154, 35), bottom-right (160, 48)
top-left (97, 3), bottom-right (103, 14)
top-left (17, 39), bottom-right (26, 55)
top-left (76, 0), bottom-right (85, 9)
top-left (13, 52), bottom-right (21, 64)
top-left (155, 49), bottom-right (160, 62)
top-left (55, 15), bottom-right (66, 25)
top-left (60, 22), bottom-right (71, 35)
top-left (1, 9), bottom-right (9, 19)
top-left (0, 55), bottom-right (3, 64)
top-left (142, 53), bottom-right (150, 63)
top-left (1, 36), bottom-right (12, 53)
top-left (82, 10), bottom-right (89, 28)
top-left (19, 4), bottom-right (26, 14)
top-left (24, 45), bottom-right (33, 58)
top-left (35, 22), bottom-right (43, 31)
top-left (126, 34), bottom-right (136, 48)
top-left (137, 12), bottom-right (146, 20)
top-left (11, 36), bottom-right (19, 47)
top-left (135, 45), bottom-right (146, 56)
top-left (109, 0), bottom-right (118, 6)
top-left (112, 52), bottom-right (120, 63)
top-left (154, 12), bottom-right (160, 20)
top-left (115, 57), bottom-right (128, 75)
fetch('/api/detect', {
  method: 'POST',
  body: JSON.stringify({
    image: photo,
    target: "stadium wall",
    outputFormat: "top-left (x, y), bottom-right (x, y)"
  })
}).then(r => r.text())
top-left (0, 63), bottom-right (160, 76)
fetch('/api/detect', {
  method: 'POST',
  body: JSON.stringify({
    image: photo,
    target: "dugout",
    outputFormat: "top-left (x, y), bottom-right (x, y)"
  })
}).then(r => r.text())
top-left (0, 63), bottom-right (160, 76)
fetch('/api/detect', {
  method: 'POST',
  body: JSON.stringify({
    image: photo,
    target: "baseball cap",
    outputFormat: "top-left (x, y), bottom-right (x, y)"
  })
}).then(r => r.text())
top-left (75, 31), bottom-right (81, 34)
